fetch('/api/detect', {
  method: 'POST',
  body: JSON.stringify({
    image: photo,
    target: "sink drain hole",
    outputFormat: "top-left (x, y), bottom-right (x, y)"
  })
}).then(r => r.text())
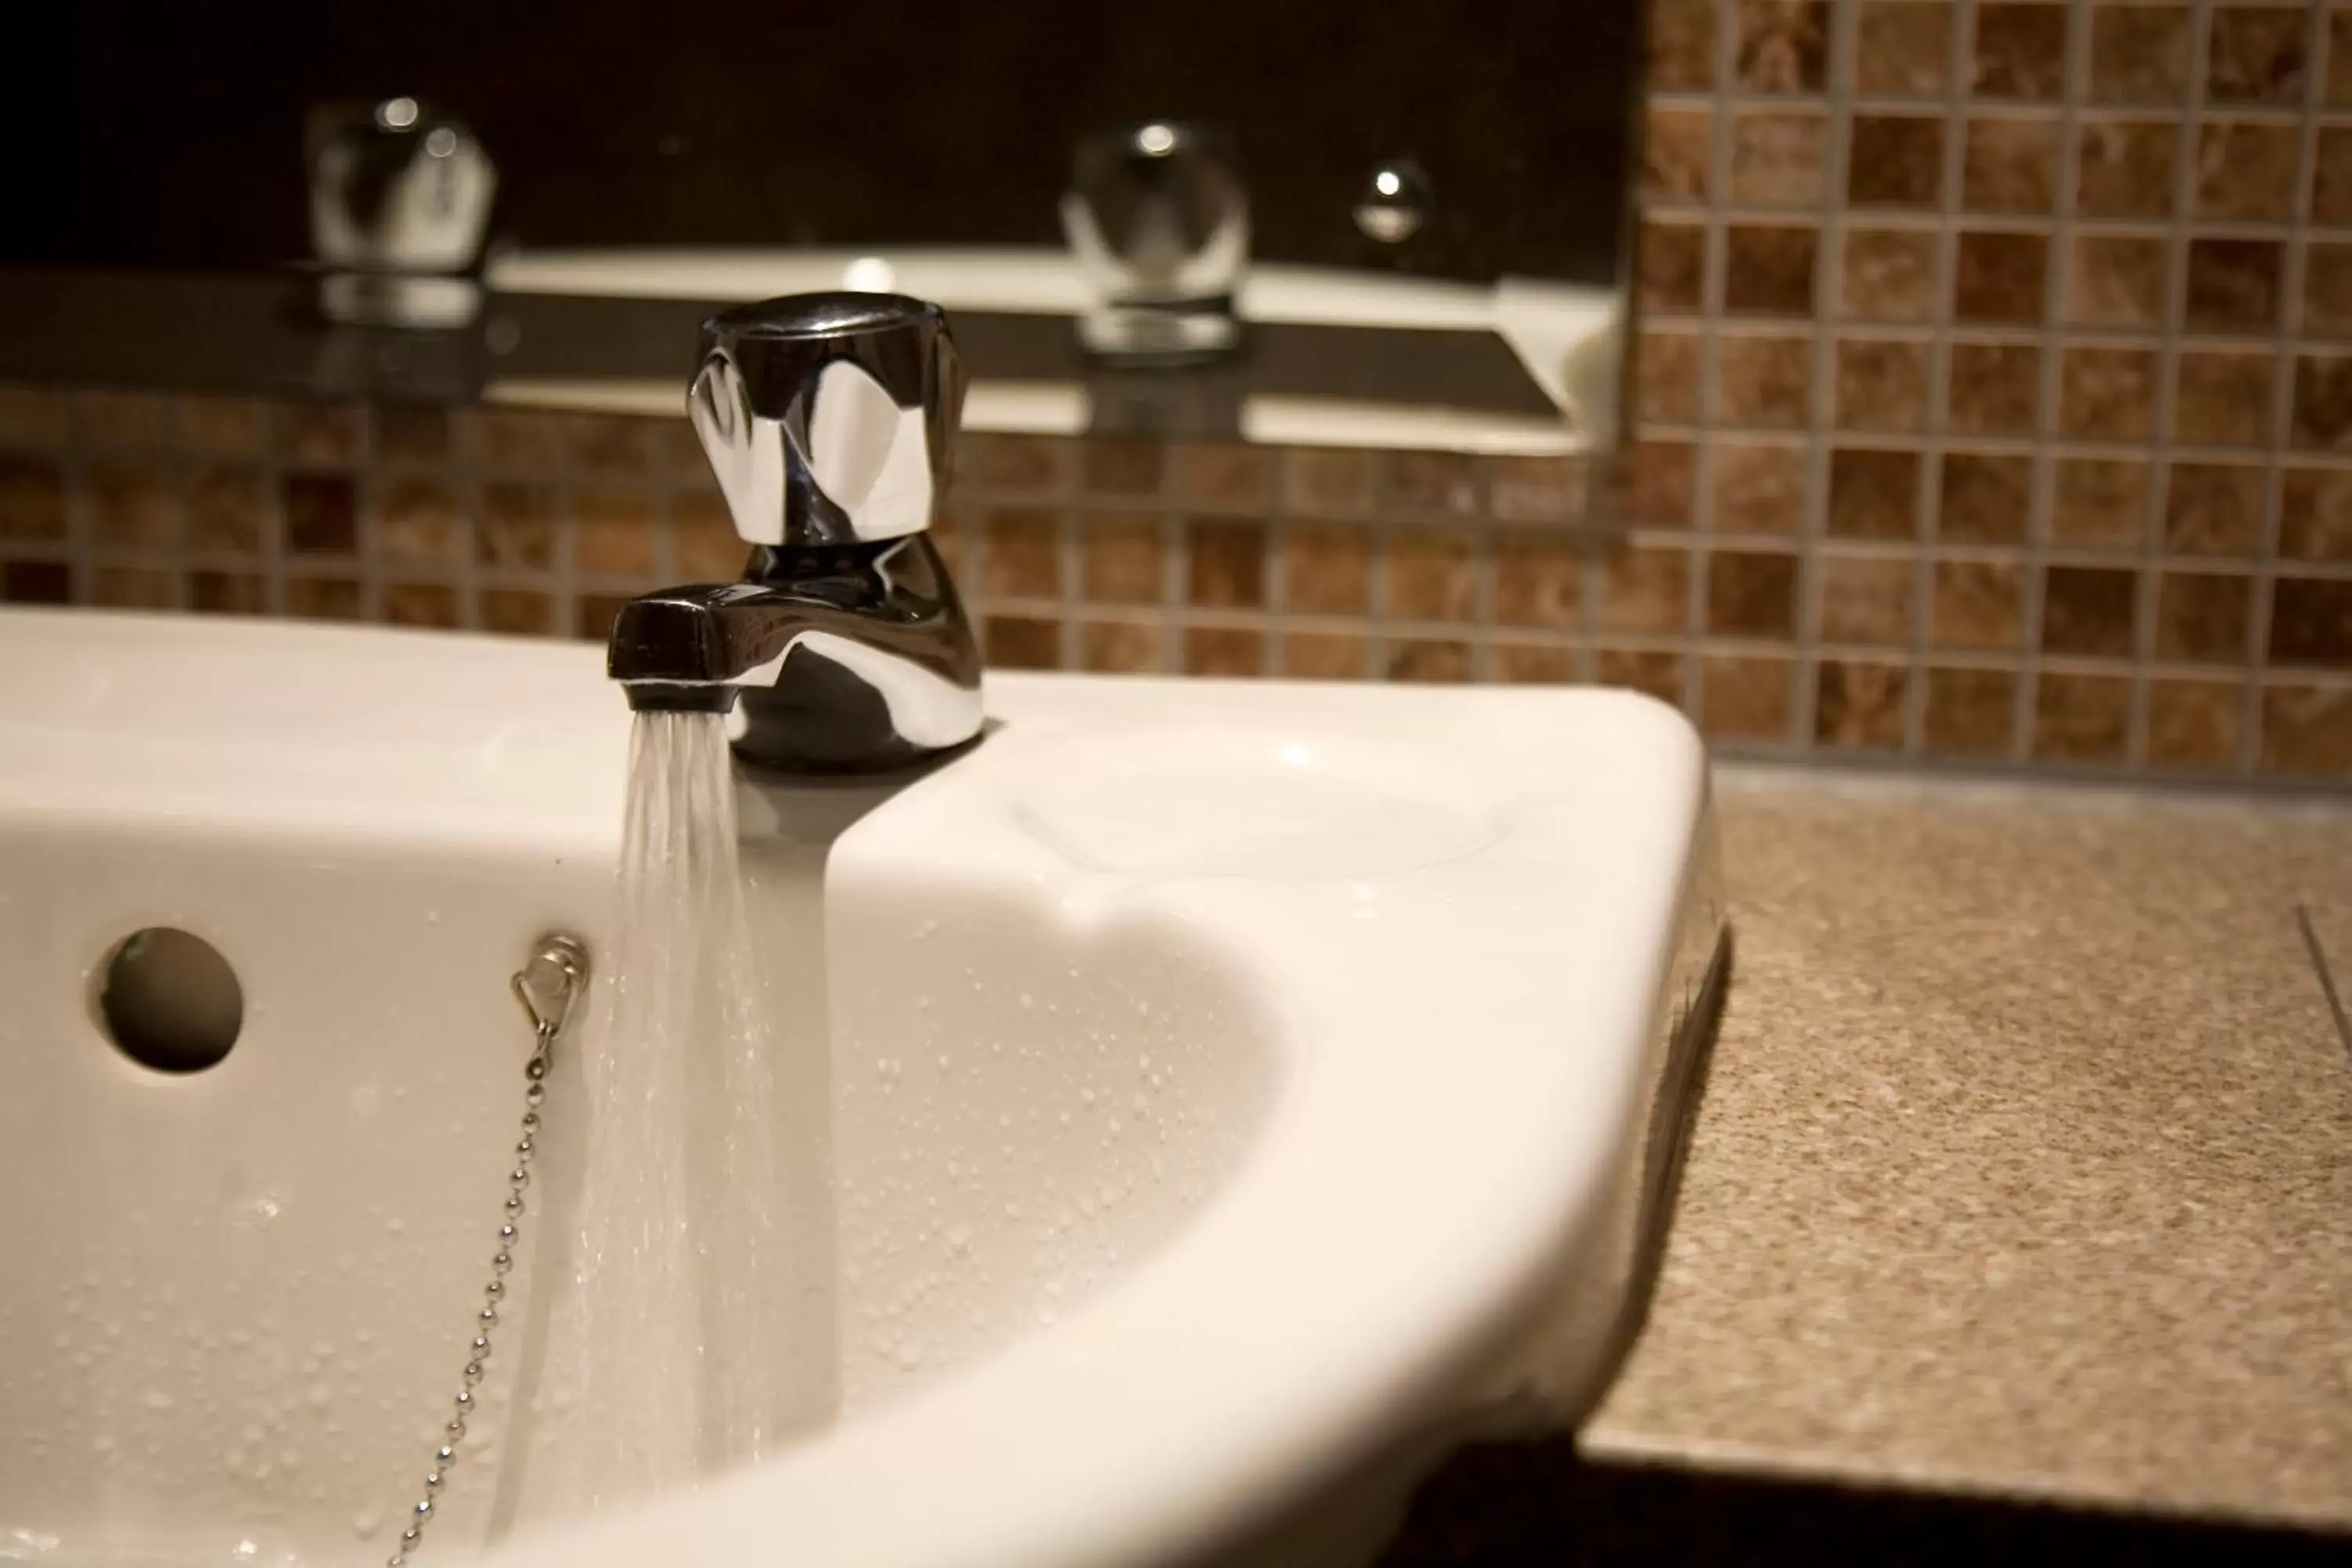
top-left (94, 927), bottom-right (243, 1073)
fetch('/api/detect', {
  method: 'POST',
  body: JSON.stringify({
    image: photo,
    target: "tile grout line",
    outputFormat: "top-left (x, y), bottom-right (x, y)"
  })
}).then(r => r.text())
top-left (1685, 0), bottom-right (1744, 724)
top-left (1910, 0), bottom-right (1973, 758)
top-left (1795, 0), bottom-right (1858, 751)
top-left (2294, 904), bottom-right (2352, 1065)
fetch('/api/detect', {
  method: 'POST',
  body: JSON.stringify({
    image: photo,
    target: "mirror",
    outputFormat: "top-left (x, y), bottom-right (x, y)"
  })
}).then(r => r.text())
top-left (0, 0), bottom-right (1642, 457)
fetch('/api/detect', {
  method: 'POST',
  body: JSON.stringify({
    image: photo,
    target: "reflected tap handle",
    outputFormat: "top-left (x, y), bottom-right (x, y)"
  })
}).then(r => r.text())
top-left (1061, 121), bottom-right (1249, 361)
top-left (306, 97), bottom-right (495, 275)
top-left (688, 292), bottom-right (968, 549)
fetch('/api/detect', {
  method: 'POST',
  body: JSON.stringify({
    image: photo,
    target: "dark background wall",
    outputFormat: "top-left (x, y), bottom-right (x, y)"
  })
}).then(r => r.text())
top-left (0, 0), bottom-right (1636, 283)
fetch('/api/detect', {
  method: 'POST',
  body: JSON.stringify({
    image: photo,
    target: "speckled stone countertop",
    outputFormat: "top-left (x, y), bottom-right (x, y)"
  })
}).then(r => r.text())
top-left (1581, 767), bottom-right (2352, 1532)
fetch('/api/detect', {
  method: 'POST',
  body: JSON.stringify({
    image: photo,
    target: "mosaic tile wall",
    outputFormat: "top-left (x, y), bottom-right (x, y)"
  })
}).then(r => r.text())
top-left (3, 0), bottom-right (2352, 783)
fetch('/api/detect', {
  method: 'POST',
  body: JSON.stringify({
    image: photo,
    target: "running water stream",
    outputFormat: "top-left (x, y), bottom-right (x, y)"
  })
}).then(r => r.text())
top-left (519, 710), bottom-right (788, 1512)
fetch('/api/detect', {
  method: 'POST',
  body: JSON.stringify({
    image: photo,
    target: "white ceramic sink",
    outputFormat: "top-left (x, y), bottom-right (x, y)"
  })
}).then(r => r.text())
top-left (0, 608), bottom-right (1724, 1567)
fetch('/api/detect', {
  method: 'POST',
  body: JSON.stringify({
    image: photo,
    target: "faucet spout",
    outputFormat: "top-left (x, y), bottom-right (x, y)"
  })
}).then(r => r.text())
top-left (608, 535), bottom-right (983, 769)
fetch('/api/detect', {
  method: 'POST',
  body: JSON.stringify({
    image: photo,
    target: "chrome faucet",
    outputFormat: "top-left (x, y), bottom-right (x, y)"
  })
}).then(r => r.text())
top-left (608, 293), bottom-right (985, 771)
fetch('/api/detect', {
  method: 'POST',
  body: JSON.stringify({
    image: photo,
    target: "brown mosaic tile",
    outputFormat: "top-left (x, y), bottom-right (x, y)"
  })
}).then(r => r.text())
top-left (282, 575), bottom-right (363, 621)
top-left (375, 406), bottom-right (452, 466)
top-left (1708, 548), bottom-right (1800, 640)
top-left (1972, 4), bottom-right (2067, 100)
top-left (570, 485), bottom-right (657, 576)
top-left (1593, 543), bottom-right (1691, 634)
top-left (2074, 119), bottom-right (2180, 218)
top-left (1, 561), bottom-right (72, 604)
top-left (1082, 439), bottom-right (1164, 498)
top-left (477, 483), bottom-right (557, 570)
top-left (175, 397), bottom-right (268, 459)
top-left (2177, 349), bottom-right (2281, 449)
top-left (94, 565), bottom-right (178, 609)
top-left (1962, 115), bottom-right (2061, 213)
top-left (1491, 641), bottom-right (1578, 685)
top-left (671, 490), bottom-right (746, 580)
top-left (2194, 121), bottom-right (2300, 223)
top-left (76, 392), bottom-right (168, 449)
top-left (982, 508), bottom-right (1063, 599)
top-left (189, 571), bottom-right (266, 616)
top-left (1856, 1), bottom-right (1953, 97)
top-left (1839, 228), bottom-right (1940, 321)
top-left (374, 477), bottom-right (468, 566)
top-left (463, 409), bottom-right (564, 471)
top-left (1710, 441), bottom-right (1808, 535)
top-left (0, 387), bottom-right (71, 449)
top-left (1815, 659), bottom-right (1909, 749)
top-left (1848, 115), bottom-right (1946, 207)
top-left (1598, 648), bottom-right (1687, 705)
top-left (1383, 451), bottom-right (1481, 521)
top-left (1643, 106), bottom-right (1717, 203)
top-left (2206, 5), bottom-right (2308, 107)
top-left (2041, 564), bottom-right (2140, 658)
top-left (1637, 329), bottom-right (1705, 425)
top-left (984, 615), bottom-right (1061, 670)
top-left (1176, 443), bottom-right (1276, 512)
top-left (479, 589), bottom-right (554, 638)
top-left (1285, 449), bottom-right (1377, 519)
top-left (1384, 528), bottom-right (1478, 621)
top-left (1489, 457), bottom-right (1585, 525)
top-left (2184, 239), bottom-right (2284, 336)
top-left (2269, 578), bottom-right (2352, 668)
top-left (1736, 0), bottom-right (1829, 92)
top-left (185, 465), bottom-right (270, 555)
top-left (1639, 220), bottom-right (1708, 314)
top-left (1924, 665), bottom-right (2018, 757)
top-left (2257, 684), bottom-right (2352, 775)
top-left (2065, 234), bottom-right (2169, 328)
top-left (573, 593), bottom-right (632, 643)
top-left (1080, 514), bottom-right (1164, 603)
top-left (2155, 571), bottom-right (2254, 664)
top-left (1385, 639), bottom-right (1473, 683)
top-left (1730, 109), bottom-right (1830, 205)
top-left (1185, 626), bottom-right (1266, 677)
top-left (2307, 244), bottom-right (2352, 339)
top-left (1187, 518), bottom-right (1268, 608)
top-left (2089, 4), bottom-right (2190, 103)
top-left (1076, 619), bottom-right (1163, 674)
top-left (2060, 347), bottom-right (2158, 444)
top-left (1493, 534), bottom-right (1581, 629)
top-left (1815, 553), bottom-right (1914, 647)
top-left (659, 419), bottom-right (708, 482)
top-left (1947, 341), bottom-right (2042, 436)
top-left (374, 581), bottom-right (456, 628)
top-left (1647, 0), bottom-right (1718, 92)
top-left (2032, 671), bottom-right (2131, 764)
top-left (1953, 230), bottom-right (2049, 325)
top-left (276, 403), bottom-right (363, 466)
top-left (1611, 439), bottom-right (1700, 525)
top-left (2281, 468), bottom-right (2352, 562)
top-left (89, 461), bottom-right (176, 550)
top-left (2050, 457), bottom-right (2151, 551)
top-left (1724, 225), bottom-right (1817, 315)
top-left (1939, 452), bottom-right (2034, 545)
top-left (0, 457), bottom-right (67, 542)
top-left (1283, 523), bottom-right (1370, 615)
top-left (1827, 447), bottom-right (1921, 539)
top-left (2145, 677), bottom-right (2243, 771)
top-left (1931, 558), bottom-right (2026, 651)
top-left (1715, 333), bottom-right (1813, 430)
top-left (1283, 632), bottom-right (1370, 681)
top-left (2335, 10), bottom-right (2352, 107)
top-left (2166, 462), bottom-right (2268, 557)
top-left (2292, 354), bottom-right (2352, 452)
top-left (1700, 654), bottom-right (1795, 742)
top-left (561, 415), bottom-right (660, 475)
top-left (967, 434), bottom-right (1076, 499)
top-left (1832, 337), bottom-right (1933, 433)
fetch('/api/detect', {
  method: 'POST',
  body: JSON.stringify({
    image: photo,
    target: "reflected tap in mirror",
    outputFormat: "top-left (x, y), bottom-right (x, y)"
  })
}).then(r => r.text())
top-left (305, 97), bottom-right (497, 329)
top-left (1060, 121), bottom-right (1247, 365)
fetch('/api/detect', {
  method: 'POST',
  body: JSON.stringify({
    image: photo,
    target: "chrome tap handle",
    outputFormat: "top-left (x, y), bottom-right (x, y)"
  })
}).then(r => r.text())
top-left (688, 292), bottom-right (968, 550)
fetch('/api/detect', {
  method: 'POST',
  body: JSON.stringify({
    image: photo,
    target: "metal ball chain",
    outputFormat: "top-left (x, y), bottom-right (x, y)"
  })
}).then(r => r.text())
top-left (387, 936), bottom-right (584, 1567)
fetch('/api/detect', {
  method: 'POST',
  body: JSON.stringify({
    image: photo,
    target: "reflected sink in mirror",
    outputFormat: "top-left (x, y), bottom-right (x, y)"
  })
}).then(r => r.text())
top-left (0, 607), bottom-right (1723, 1567)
